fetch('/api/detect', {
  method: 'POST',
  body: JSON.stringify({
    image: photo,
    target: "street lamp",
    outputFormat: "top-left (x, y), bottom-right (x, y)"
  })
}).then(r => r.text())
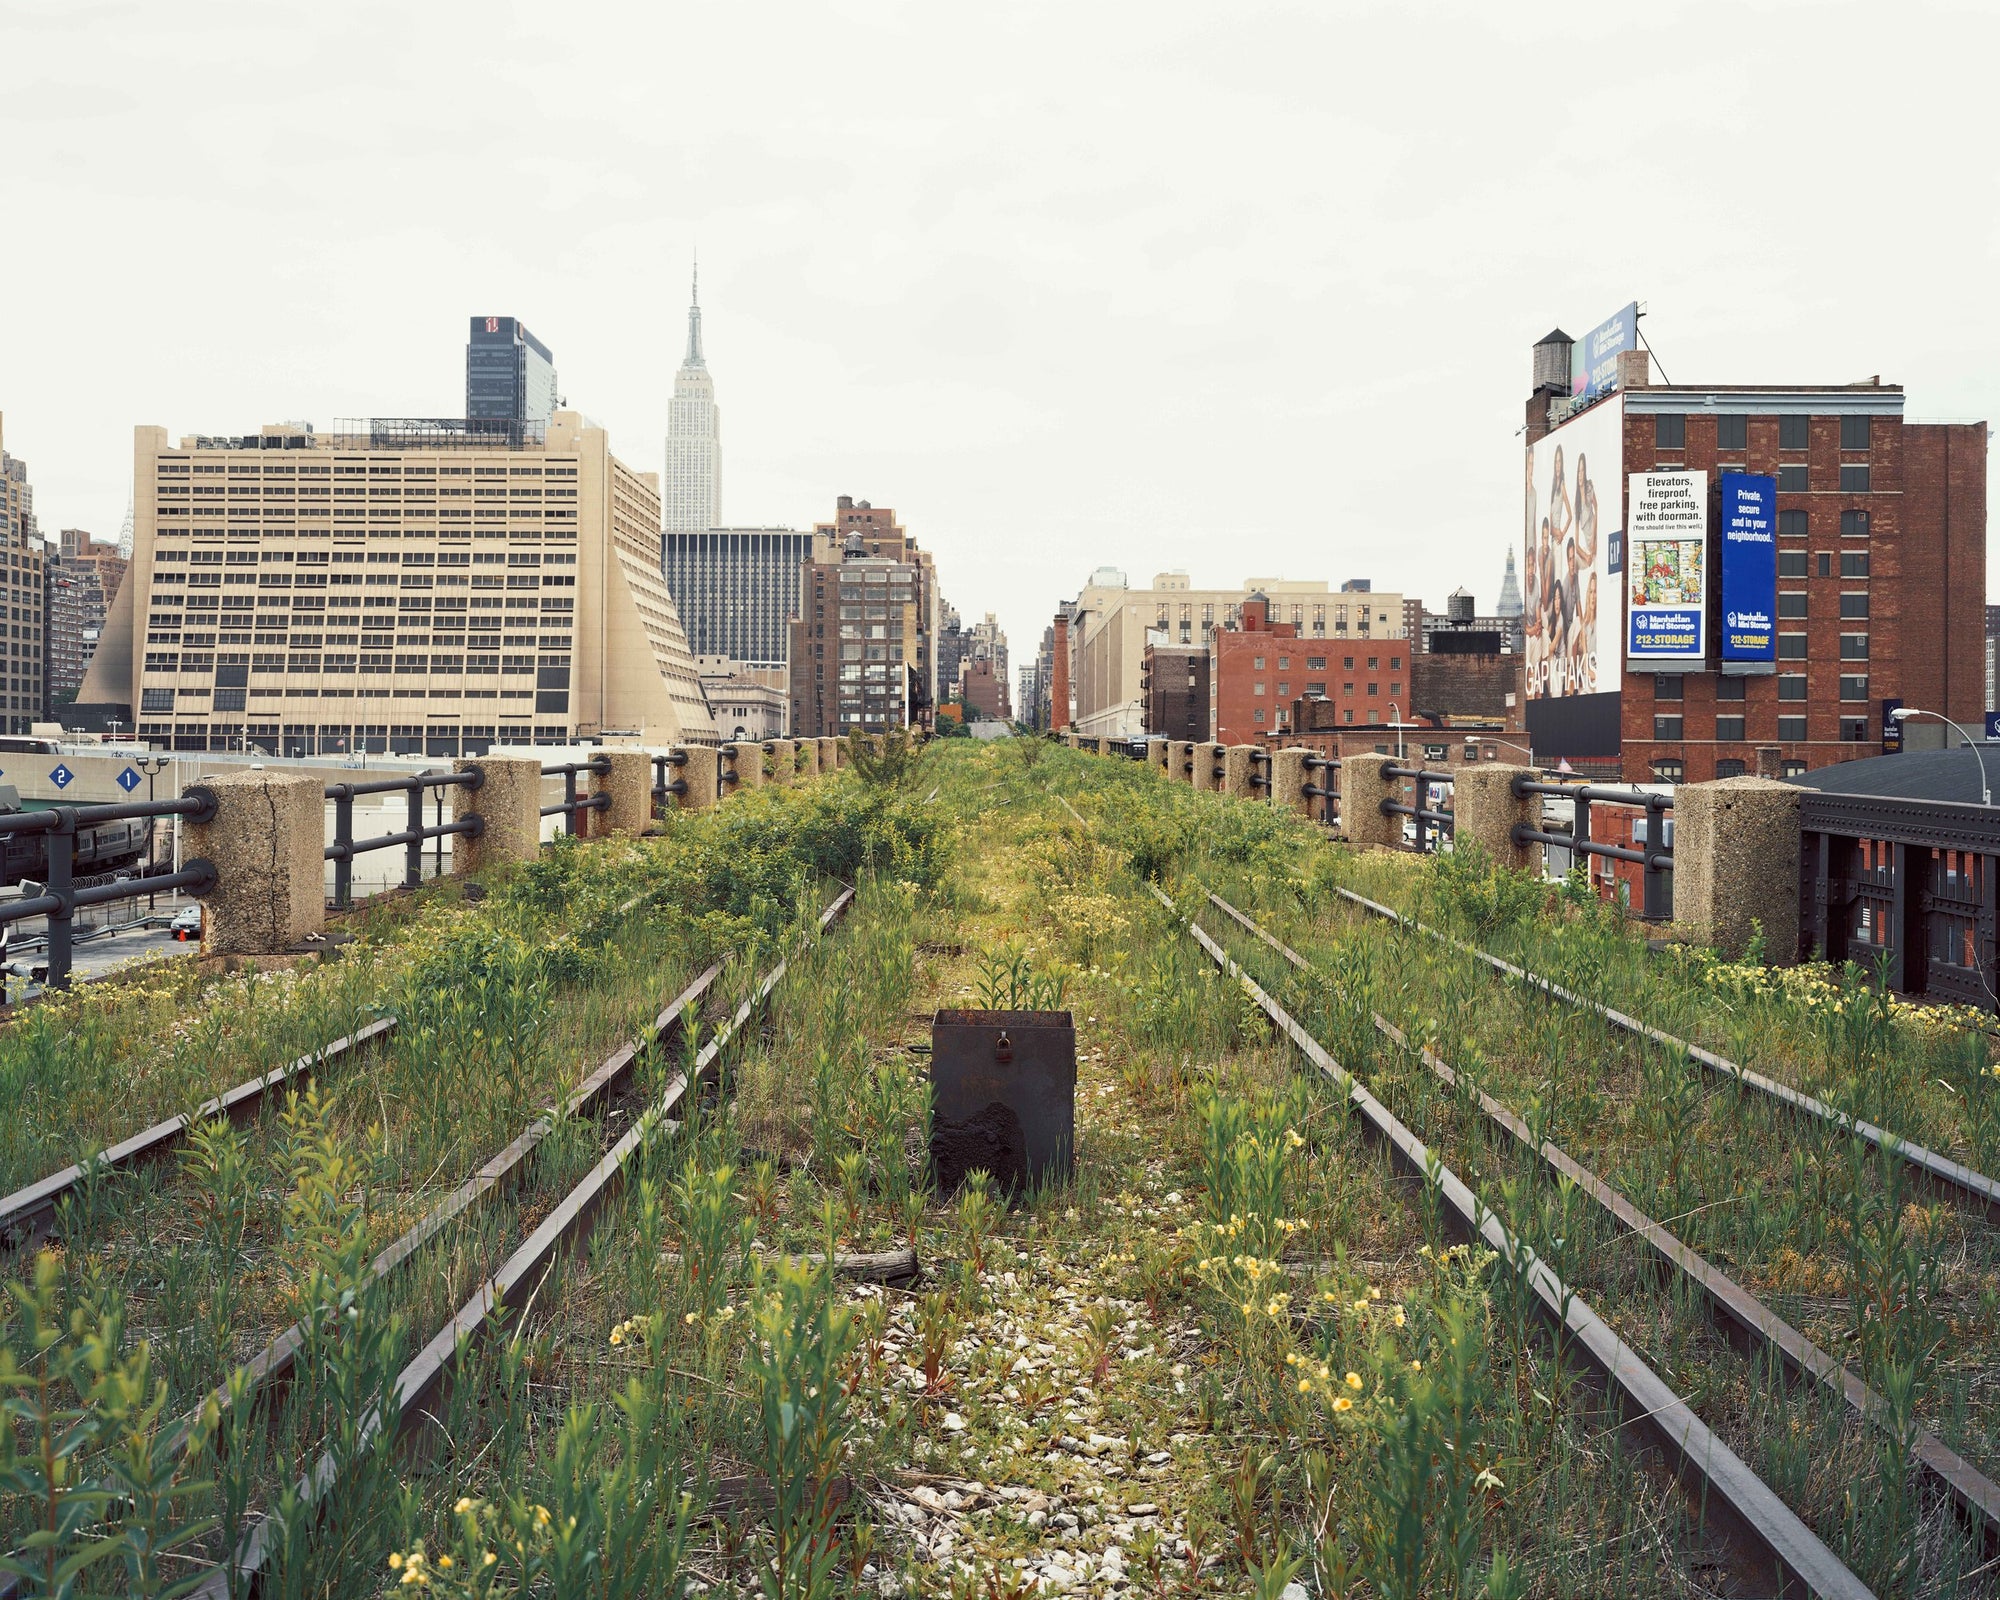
top-left (1386, 702), bottom-right (1406, 761)
top-left (1890, 707), bottom-right (1991, 805)
top-left (135, 755), bottom-right (169, 912)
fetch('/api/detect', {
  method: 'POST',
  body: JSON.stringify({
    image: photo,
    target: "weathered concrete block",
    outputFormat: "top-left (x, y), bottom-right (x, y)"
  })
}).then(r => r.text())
top-left (1673, 777), bottom-right (1801, 961)
top-left (456, 755), bottom-right (544, 868)
top-left (674, 747), bottom-right (720, 811)
top-left (1338, 753), bottom-right (1399, 847)
top-left (830, 736), bottom-right (851, 770)
top-left (1271, 748), bottom-right (1315, 818)
top-left (186, 769), bottom-right (325, 956)
top-left (1194, 741), bottom-right (1227, 793)
top-left (1167, 740), bottom-right (1195, 783)
top-left (1150, 738), bottom-right (1170, 776)
top-left (767, 739), bottom-right (797, 787)
top-left (724, 742), bottom-right (764, 793)
top-left (796, 738), bottom-right (820, 780)
top-left (1452, 764), bottom-right (1542, 874)
top-left (1222, 745), bottom-right (1258, 799)
top-left (591, 750), bottom-right (654, 837)
top-left (1095, 736), bottom-right (1116, 758)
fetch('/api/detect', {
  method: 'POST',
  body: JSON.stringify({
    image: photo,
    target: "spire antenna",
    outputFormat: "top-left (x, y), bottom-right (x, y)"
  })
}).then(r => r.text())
top-left (682, 252), bottom-right (706, 368)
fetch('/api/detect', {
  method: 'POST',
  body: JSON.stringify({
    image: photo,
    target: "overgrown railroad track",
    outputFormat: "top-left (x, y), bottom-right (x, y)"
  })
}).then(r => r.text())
top-left (1184, 861), bottom-right (2000, 1595)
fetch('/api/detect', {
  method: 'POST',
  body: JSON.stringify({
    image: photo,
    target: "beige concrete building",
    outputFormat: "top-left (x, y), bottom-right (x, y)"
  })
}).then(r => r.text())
top-left (1068, 569), bottom-right (1406, 737)
top-left (78, 412), bottom-right (717, 756)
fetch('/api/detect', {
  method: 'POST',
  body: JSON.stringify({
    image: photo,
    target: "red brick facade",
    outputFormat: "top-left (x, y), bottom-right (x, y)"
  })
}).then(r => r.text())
top-left (1212, 596), bottom-right (1408, 744)
top-left (1615, 395), bottom-right (1984, 783)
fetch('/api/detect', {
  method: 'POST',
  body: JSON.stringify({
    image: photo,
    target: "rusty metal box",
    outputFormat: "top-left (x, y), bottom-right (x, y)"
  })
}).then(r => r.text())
top-left (929, 1009), bottom-right (1075, 1194)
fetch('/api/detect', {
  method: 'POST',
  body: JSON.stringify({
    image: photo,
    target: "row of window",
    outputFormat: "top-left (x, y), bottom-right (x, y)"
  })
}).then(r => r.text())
top-left (1251, 654), bottom-right (1395, 671)
top-left (1654, 715), bottom-right (1871, 745)
top-left (1779, 551), bottom-right (1870, 577)
top-left (1656, 414), bottom-right (1872, 451)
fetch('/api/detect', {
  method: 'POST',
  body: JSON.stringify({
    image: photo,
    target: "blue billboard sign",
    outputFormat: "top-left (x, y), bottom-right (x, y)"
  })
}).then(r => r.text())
top-left (1719, 472), bottom-right (1778, 665)
top-left (1571, 302), bottom-right (1639, 401)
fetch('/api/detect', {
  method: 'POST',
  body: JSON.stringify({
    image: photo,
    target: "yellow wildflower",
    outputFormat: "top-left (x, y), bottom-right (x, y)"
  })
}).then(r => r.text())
top-left (1333, 1396), bottom-right (1353, 1412)
top-left (1344, 1372), bottom-right (1363, 1391)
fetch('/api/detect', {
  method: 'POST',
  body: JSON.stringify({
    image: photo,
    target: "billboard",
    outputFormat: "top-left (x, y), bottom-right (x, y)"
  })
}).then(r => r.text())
top-left (1626, 471), bottom-right (1708, 668)
top-left (1719, 472), bottom-right (1777, 668)
top-left (1525, 395), bottom-right (1623, 706)
top-left (1571, 302), bottom-right (1639, 401)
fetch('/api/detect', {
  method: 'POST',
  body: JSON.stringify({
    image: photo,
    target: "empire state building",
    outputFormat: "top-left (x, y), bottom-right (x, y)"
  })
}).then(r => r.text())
top-left (664, 265), bottom-right (721, 532)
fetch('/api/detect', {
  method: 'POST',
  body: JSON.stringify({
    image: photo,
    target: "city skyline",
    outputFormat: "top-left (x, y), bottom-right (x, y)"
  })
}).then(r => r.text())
top-left (3, 3), bottom-right (1995, 672)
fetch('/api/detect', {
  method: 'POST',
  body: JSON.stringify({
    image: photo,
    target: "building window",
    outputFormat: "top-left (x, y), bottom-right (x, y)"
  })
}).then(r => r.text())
top-left (1778, 551), bottom-right (1808, 578)
top-left (1367, 682), bottom-right (1379, 695)
top-left (140, 688), bottom-right (175, 713)
top-left (1779, 510), bottom-right (1808, 537)
top-left (1652, 759), bottom-right (1685, 782)
top-left (1841, 551), bottom-right (1870, 577)
top-left (1306, 656), bottom-right (1326, 670)
top-left (1253, 708), bottom-right (1266, 723)
top-left (1840, 716), bottom-right (1869, 742)
top-left (1841, 510), bottom-right (1870, 537)
top-left (1656, 413), bottom-right (1686, 449)
top-left (1655, 673), bottom-right (1683, 700)
top-left (1653, 714), bottom-right (1683, 739)
top-left (1778, 592), bottom-right (1808, 619)
top-left (1778, 715), bottom-right (1809, 740)
top-left (1780, 415), bottom-right (1809, 450)
top-left (214, 688), bottom-right (246, 712)
top-left (1783, 760), bottom-right (1809, 778)
top-left (1716, 758), bottom-right (1747, 778)
top-left (1253, 656), bottom-right (1265, 670)
top-left (1778, 674), bottom-right (1808, 701)
top-left (1841, 414), bottom-right (1871, 450)
top-left (1839, 593), bottom-right (1870, 620)
top-left (1716, 715), bottom-right (1746, 740)
top-left (1253, 682), bottom-right (1265, 696)
top-left (1839, 675), bottom-right (1869, 701)
top-left (1343, 656), bottom-right (1354, 669)
top-left (1716, 675), bottom-right (1746, 701)
top-left (1779, 633), bottom-right (1808, 660)
top-left (1778, 465), bottom-right (1809, 492)
top-left (1815, 551), bottom-right (1831, 578)
top-left (1840, 634), bottom-right (1870, 660)
top-left (1716, 414), bottom-right (1747, 451)
top-left (1839, 465), bottom-right (1871, 492)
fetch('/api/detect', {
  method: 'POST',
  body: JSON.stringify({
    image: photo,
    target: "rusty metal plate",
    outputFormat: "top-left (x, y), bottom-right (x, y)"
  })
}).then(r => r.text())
top-left (929, 1009), bottom-right (1075, 1194)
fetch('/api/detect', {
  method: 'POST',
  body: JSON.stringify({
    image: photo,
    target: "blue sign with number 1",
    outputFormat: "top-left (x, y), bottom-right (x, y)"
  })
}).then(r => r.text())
top-left (117, 766), bottom-right (143, 792)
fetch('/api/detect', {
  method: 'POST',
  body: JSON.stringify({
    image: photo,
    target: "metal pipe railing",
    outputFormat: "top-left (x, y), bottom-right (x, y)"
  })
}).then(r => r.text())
top-left (324, 768), bottom-right (484, 909)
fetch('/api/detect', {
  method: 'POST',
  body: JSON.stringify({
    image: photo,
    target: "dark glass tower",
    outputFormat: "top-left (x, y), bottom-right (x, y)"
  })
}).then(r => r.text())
top-left (465, 317), bottom-right (557, 433)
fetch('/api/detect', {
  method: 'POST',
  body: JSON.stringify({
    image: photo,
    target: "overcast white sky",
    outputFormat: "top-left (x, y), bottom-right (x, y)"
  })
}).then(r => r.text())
top-left (5, 0), bottom-right (1996, 664)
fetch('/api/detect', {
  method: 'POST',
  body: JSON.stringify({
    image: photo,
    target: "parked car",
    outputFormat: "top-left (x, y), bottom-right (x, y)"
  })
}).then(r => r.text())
top-left (171, 905), bottom-right (202, 940)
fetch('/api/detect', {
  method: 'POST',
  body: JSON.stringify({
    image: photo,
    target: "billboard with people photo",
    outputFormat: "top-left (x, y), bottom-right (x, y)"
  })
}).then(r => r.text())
top-left (1524, 396), bottom-right (1623, 703)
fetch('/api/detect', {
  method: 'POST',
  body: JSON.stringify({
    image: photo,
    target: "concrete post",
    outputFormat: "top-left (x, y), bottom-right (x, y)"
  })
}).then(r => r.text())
top-left (1271, 748), bottom-right (1315, 818)
top-left (830, 736), bottom-right (851, 770)
top-left (456, 755), bottom-right (544, 868)
top-left (1222, 744), bottom-right (1258, 799)
top-left (1338, 753), bottom-right (1400, 847)
top-left (1672, 777), bottom-right (1801, 961)
top-left (185, 769), bottom-right (324, 956)
top-left (724, 742), bottom-right (764, 795)
top-left (796, 738), bottom-right (820, 780)
top-left (1451, 764), bottom-right (1542, 873)
top-left (1150, 739), bottom-right (1169, 776)
top-left (766, 739), bottom-right (797, 787)
top-left (1194, 741), bottom-right (1227, 793)
top-left (1167, 740), bottom-right (1194, 783)
top-left (675, 747), bottom-right (721, 811)
top-left (590, 750), bottom-right (654, 837)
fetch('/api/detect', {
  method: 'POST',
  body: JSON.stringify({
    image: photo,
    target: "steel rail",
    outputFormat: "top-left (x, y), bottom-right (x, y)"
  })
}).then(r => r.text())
top-left (0, 1016), bottom-right (399, 1249)
top-left (1205, 888), bottom-right (2000, 1545)
top-left (1332, 885), bottom-right (2000, 1223)
top-left (189, 885), bottom-right (857, 1599)
top-left (1152, 883), bottom-right (1873, 1599)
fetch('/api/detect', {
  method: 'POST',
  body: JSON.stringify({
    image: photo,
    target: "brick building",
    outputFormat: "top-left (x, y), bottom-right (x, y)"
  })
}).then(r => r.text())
top-left (1212, 593), bottom-right (1410, 743)
top-left (1141, 639), bottom-right (1209, 739)
top-left (1524, 331), bottom-right (1984, 782)
top-left (786, 517), bottom-right (932, 738)
top-left (961, 656), bottom-right (1008, 722)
